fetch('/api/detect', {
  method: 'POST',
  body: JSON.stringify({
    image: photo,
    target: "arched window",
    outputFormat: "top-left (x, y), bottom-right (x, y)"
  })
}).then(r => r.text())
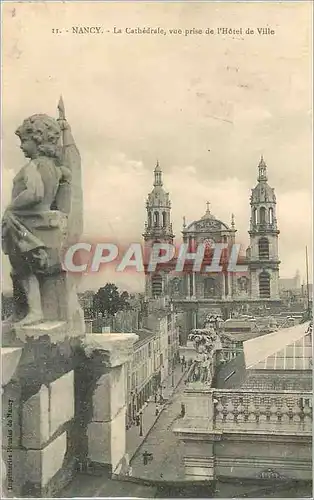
top-left (153, 211), bottom-right (159, 226)
top-left (260, 207), bottom-right (266, 224)
top-left (204, 277), bottom-right (216, 298)
top-left (237, 276), bottom-right (248, 292)
top-left (162, 211), bottom-right (167, 227)
top-left (172, 278), bottom-right (180, 295)
top-left (269, 207), bottom-right (273, 224)
top-left (258, 238), bottom-right (269, 260)
top-left (253, 208), bottom-right (257, 225)
top-left (152, 274), bottom-right (163, 297)
top-left (148, 211), bottom-right (152, 227)
top-left (259, 272), bottom-right (270, 298)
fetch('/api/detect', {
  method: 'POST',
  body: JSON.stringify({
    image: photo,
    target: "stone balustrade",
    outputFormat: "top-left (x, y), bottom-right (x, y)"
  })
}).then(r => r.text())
top-left (212, 389), bottom-right (312, 433)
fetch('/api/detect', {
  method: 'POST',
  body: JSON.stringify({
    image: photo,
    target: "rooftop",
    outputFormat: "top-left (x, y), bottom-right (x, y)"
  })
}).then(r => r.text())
top-left (244, 321), bottom-right (312, 371)
top-left (133, 328), bottom-right (155, 347)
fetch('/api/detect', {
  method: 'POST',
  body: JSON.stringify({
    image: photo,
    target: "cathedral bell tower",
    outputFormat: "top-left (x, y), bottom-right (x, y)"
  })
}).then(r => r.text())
top-left (143, 162), bottom-right (174, 298)
top-left (248, 156), bottom-right (280, 300)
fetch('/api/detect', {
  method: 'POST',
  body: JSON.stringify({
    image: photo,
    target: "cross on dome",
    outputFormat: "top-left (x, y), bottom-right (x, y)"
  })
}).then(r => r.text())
top-left (153, 160), bottom-right (163, 186)
top-left (258, 154), bottom-right (268, 181)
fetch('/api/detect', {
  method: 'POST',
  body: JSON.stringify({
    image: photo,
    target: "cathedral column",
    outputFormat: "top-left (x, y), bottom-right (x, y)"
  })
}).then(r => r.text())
top-left (185, 274), bottom-right (190, 299)
top-left (222, 272), bottom-right (226, 299)
top-left (192, 310), bottom-right (197, 329)
top-left (227, 272), bottom-right (233, 299)
top-left (225, 273), bottom-right (229, 298)
top-left (192, 272), bottom-right (196, 298)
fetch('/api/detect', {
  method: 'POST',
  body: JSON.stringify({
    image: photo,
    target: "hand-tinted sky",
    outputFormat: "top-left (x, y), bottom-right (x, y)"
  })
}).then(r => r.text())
top-left (2, 2), bottom-right (312, 292)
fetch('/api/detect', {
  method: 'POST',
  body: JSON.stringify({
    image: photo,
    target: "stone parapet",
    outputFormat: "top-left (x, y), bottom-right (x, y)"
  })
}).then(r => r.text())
top-left (83, 333), bottom-right (138, 475)
top-left (83, 333), bottom-right (138, 367)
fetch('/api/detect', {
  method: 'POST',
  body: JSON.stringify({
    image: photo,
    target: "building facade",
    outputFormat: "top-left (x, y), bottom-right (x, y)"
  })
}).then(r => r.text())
top-left (125, 330), bottom-right (156, 427)
top-left (125, 305), bottom-right (180, 428)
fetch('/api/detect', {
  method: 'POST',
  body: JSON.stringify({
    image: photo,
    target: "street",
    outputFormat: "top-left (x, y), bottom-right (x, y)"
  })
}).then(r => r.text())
top-left (129, 370), bottom-right (187, 480)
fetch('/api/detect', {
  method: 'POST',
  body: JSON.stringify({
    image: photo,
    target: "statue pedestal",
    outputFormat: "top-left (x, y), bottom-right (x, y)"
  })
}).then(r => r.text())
top-left (1, 347), bottom-right (23, 498)
top-left (83, 334), bottom-right (138, 475)
top-left (1, 321), bottom-right (82, 497)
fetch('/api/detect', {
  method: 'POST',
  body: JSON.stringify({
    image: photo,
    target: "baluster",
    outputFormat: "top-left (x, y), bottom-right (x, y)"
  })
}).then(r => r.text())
top-left (215, 398), bottom-right (224, 425)
top-left (280, 401), bottom-right (290, 425)
top-left (236, 401), bottom-right (245, 423)
top-left (225, 400), bottom-right (235, 425)
top-left (301, 400), bottom-right (312, 429)
top-left (269, 400), bottom-right (279, 424)
top-left (258, 403), bottom-right (267, 425)
top-left (291, 401), bottom-right (301, 424)
top-left (247, 400), bottom-right (258, 424)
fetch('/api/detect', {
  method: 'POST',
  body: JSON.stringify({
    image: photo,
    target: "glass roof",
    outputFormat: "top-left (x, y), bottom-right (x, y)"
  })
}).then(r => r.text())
top-left (244, 321), bottom-right (312, 371)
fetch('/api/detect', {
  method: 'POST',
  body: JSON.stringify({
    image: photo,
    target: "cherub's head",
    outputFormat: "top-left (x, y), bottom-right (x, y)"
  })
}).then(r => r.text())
top-left (16, 114), bottom-right (61, 159)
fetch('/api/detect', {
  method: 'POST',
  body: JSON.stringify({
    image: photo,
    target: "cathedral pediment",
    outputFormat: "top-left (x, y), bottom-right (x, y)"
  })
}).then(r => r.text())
top-left (195, 219), bottom-right (222, 231)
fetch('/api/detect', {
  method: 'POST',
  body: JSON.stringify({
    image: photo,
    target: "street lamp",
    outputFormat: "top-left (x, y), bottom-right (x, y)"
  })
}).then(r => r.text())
top-left (139, 411), bottom-right (143, 436)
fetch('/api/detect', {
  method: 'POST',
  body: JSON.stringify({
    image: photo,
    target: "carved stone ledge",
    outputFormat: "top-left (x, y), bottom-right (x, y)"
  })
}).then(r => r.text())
top-left (13, 321), bottom-right (69, 343)
top-left (82, 333), bottom-right (138, 367)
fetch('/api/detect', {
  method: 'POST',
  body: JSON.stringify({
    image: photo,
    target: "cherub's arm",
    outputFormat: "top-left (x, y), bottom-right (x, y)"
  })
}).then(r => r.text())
top-left (10, 162), bottom-right (44, 210)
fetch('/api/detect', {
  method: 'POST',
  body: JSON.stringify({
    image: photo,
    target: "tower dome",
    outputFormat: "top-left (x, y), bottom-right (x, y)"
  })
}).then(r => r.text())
top-left (143, 161), bottom-right (174, 244)
top-left (251, 156), bottom-right (276, 203)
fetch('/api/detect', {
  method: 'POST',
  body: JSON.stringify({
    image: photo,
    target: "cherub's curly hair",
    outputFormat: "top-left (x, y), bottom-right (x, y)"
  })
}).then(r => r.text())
top-left (16, 114), bottom-right (62, 159)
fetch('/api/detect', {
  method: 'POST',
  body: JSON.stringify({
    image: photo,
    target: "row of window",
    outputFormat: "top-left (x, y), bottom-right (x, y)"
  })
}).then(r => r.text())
top-left (253, 206), bottom-right (274, 225)
top-left (133, 340), bottom-right (156, 365)
top-left (129, 352), bottom-right (166, 390)
top-left (131, 364), bottom-right (149, 389)
top-left (147, 210), bottom-right (169, 227)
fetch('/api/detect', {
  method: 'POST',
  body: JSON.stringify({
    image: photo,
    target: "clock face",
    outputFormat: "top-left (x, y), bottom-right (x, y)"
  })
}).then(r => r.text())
top-left (203, 238), bottom-right (215, 248)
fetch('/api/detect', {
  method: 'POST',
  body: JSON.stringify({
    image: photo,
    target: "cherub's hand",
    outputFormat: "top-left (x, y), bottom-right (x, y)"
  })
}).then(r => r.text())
top-left (57, 118), bottom-right (70, 132)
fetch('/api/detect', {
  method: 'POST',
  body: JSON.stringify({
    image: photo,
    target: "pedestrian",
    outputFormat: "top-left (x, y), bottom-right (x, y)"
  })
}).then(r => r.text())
top-left (155, 405), bottom-right (159, 416)
top-left (154, 393), bottom-right (157, 403)
top-left (181, 402), bottom-right (186, 417)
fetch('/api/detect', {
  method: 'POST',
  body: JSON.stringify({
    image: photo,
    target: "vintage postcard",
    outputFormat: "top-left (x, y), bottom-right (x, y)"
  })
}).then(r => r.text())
top-left (1, 1), bottom-right (312, 498)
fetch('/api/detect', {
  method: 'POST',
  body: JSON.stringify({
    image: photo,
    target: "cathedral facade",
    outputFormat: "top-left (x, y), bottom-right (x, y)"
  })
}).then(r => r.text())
top-left (143, 158), bottom-right (281, 327)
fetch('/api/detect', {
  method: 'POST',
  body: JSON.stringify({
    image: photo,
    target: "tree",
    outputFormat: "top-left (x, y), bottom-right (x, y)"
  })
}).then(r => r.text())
top-left (120, 290), bottom-right (130, 306)
top-left (93, 283), bottom-right (130, 317)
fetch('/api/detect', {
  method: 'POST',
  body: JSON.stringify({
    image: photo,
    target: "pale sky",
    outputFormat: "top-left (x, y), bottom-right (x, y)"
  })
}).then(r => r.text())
top-left (2, 1), bottom-right (312, 292)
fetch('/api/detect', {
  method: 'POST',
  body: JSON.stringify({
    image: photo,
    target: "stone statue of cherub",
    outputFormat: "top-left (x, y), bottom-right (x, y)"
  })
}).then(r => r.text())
top-left (2, 113), bottom-right (73, 326)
